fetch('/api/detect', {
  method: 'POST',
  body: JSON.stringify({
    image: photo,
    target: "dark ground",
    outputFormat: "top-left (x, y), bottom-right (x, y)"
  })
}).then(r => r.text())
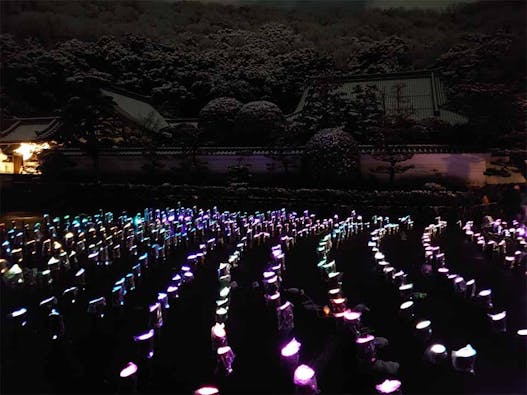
top-left (1, 218), bottom-right (526, 394)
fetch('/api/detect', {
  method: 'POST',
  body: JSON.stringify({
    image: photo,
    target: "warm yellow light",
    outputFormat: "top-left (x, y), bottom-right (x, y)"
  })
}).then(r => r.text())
top-left (14, 142), bottom-right (50, 161)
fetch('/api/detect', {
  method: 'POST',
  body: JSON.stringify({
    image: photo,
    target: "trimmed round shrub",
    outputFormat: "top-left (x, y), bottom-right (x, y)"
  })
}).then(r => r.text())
top-left (198, 97), bottom-right (243, 144)
top-left (234, 100), bottom-right (285, 145)
top-left (303, 128), bottom-right (360, 186)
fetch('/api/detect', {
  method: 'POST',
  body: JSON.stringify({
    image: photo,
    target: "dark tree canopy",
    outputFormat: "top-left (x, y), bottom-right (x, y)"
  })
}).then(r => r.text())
top-left (0, 1), bottom-right (524, 149)
top-left (303, 128), bottom-right (360, 186)
top-left (198, 97), bottom-right (243, 144)
top-left (234, 100), bottom-right (285, 146)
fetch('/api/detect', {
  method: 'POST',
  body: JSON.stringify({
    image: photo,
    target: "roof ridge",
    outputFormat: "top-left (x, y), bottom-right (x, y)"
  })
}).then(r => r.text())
top-left (310, 69), bottom-right (439, 83)
top-left (101, 86), bottom-right (153, 104)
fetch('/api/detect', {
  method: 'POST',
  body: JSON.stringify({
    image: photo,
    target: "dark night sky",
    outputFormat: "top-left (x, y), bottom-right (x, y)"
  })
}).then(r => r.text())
top-left (172, 0), bottom-right (477, 9)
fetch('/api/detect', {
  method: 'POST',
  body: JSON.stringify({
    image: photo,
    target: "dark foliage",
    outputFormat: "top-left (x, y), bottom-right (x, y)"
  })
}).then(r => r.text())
top-left (198, 97), bottom-right (243, 144)
top-left (0, 1), bottom-right (524, 148)
top-left (303, 128), bottom-right (360, 186)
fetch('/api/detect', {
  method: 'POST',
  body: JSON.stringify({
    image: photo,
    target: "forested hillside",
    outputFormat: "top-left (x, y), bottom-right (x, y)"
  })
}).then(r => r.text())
top-left (0, 1), bottom-right (525, 146)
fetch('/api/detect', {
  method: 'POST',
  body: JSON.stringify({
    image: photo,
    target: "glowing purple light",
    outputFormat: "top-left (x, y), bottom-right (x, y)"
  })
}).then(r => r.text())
top-left (134, 329), bottom-right (154, 342)
top-left (212, 323), bottom-right (226, 338)
top-left (281, 338), bottom-right (301, 357)
top-left (375, 379), bottom-right (402, 394)
top-left (343, 310), bottom-right (361, 321)
top-left (119, 362), bottom-right (138, 378)
top-left (263, 271), bottom-right (275, 279)
top-left (268, 292), bottom-right (280, 301)
top-left (293, 364), bottom-right (315, 385)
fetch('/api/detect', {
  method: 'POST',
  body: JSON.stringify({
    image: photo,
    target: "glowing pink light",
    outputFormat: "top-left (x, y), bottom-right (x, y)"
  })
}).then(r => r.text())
top-left (263, 271), bottom-right (275, 279)
top-left (217, 346), bottom-right (231, 355)
top-left (293, 364), bottom-right (315, 385)
top-left (356, 334), bottom-right (375, 344)
top-left (343, 310), bottom-right (361, 321)
top-left (212, 323), bottom-right (226, 338)
top-left (194, 386), bottom-right (219, 395)
top-left (119, 362), bottom-right (138, 378)
top-left (281, 338), bottom-right (301, 357)
top-left (375, 379), bottom-right (402, 394)
top-left (269, 292), bottom-right (280, 300)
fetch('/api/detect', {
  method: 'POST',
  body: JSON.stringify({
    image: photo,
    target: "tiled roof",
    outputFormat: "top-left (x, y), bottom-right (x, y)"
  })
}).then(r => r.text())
top-left (295, 70), bottom-right (467, 125)
top-left (0, 117), bottom-right (61, 143)
top-left (101, 88), bottom-right (169, 132)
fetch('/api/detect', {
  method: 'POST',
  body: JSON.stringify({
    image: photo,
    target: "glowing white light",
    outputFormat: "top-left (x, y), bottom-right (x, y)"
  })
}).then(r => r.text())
top-left (356, 334), bottom-right (375, 344)
top-left (517, 329), bottom-right (527, 336)
top-left (416, 320), bottom-right (431, 330)
top-left (455, 344), bottom-right (477, 357)
top-left (343, 310), bottom-right (361, 321)
top-left (14, 142), bottom-right (50, 161)
top-left (376, 379), bottom-right (402, 394)
top-left (194, 386), bottom-right (219, 395)
top-left (430, 344), bottom-right (446, 354)
top-left (489, 311), bottom-right (506, 321)
top-left (120, 362), bottom-right (138, 378)
top-left (281, 338), bottom-right (301, 357)
top-left (11, 307), bottom-right (27, 317)
top-left (294, 364), bottom-right (315, 384)
top-left (212, 323), bottom-right (226, 338)
top-left (217, 346), bottom-right (232, 355)
top-left (134, 329), bottom-right (154, 341)
top-left (478, 289), bottom-right (492, 297)
top-left (219, 287), bottom-right (230, 298)
top-left (400, 301), bottom-right (414, 310)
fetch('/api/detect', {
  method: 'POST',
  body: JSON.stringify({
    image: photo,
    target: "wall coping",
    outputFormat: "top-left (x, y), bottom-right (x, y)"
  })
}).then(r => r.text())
top-left (56, 145), bottom-right (490, 156)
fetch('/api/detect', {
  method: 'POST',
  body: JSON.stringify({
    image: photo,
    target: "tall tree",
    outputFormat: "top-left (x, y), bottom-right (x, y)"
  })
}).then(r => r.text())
top-left (370, 83), bottom-right (415, 186)
top-left (60, 79), bottom-right (113, 179)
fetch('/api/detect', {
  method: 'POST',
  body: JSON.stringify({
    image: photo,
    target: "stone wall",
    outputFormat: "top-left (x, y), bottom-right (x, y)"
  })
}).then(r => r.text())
top-left (57, 147), bottom-right (490, 186)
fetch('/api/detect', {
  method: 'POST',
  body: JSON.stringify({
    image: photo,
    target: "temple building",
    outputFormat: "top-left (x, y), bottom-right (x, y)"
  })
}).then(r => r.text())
top-left (291, 70), bottom-right (468, 125)
top-left (0, 117), bottom-right (60, 174)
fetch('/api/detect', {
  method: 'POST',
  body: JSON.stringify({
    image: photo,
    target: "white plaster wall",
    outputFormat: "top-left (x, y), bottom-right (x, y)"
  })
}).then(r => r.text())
top-left (361, 153), bottom-right (490, 186)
